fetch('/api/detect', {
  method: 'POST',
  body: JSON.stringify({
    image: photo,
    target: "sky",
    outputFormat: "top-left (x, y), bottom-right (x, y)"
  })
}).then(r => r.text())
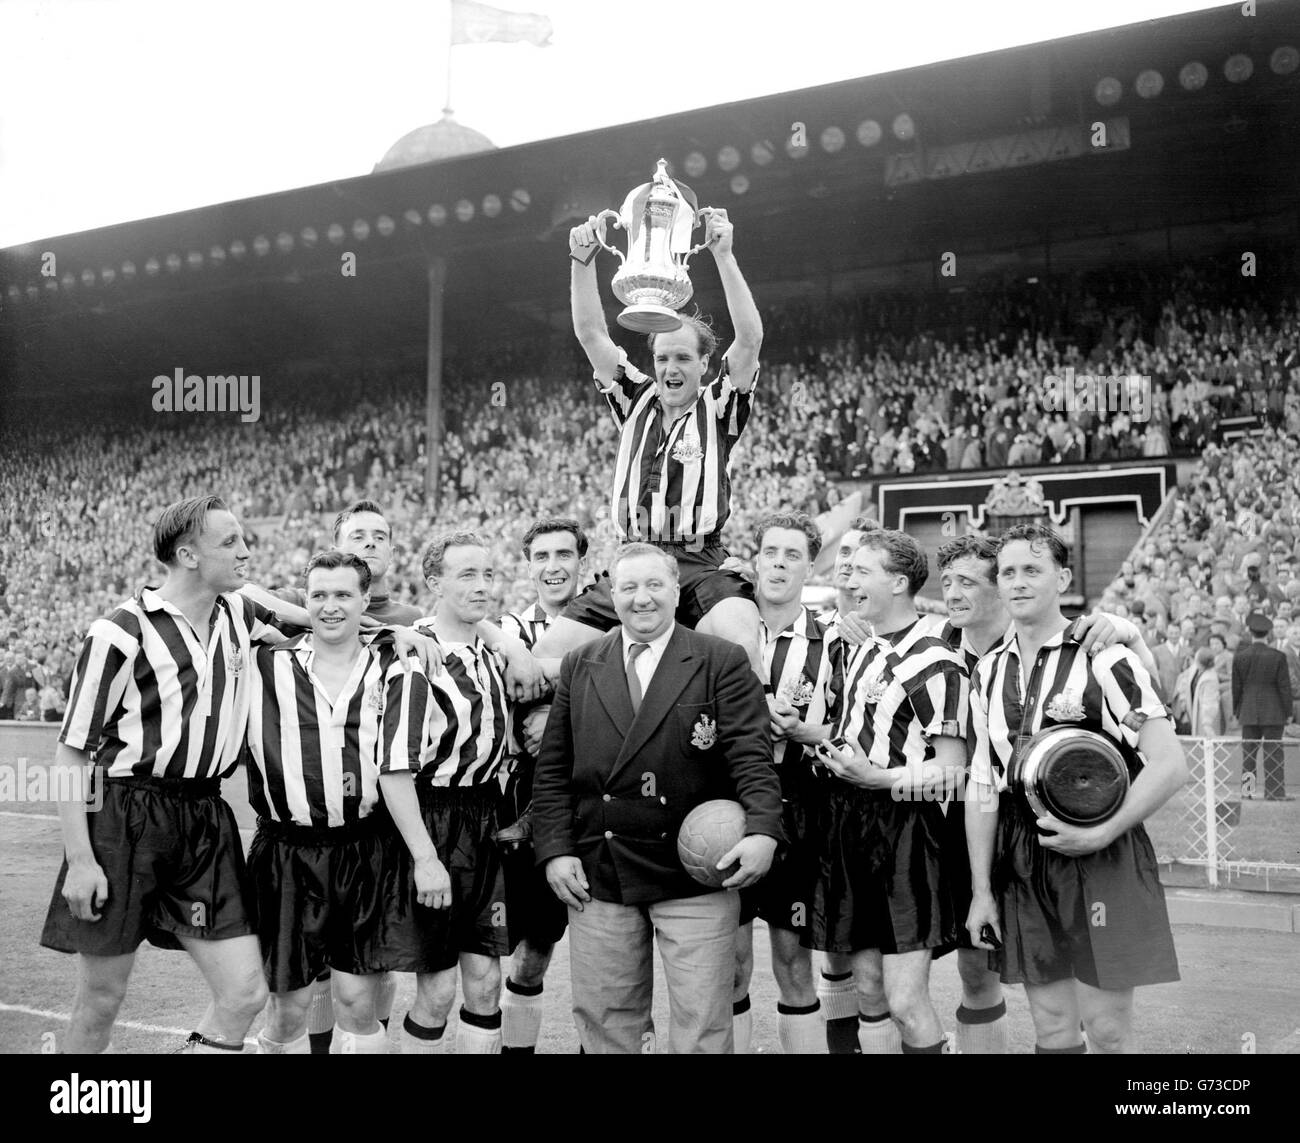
top-left (0, 0), bottom-right (1227, 249)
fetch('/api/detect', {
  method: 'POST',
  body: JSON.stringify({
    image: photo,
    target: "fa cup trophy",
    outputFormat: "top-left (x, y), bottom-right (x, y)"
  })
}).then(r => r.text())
top-left (589, 158), bottom-right (719, 334)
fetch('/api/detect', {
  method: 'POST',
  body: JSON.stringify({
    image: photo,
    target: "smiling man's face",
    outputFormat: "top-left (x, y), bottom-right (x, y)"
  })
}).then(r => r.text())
top-left (940, 555), bottom-right (1001, 631)
top-left (527, 530), bottom-right (584, 611)
top-left (306, 565), bottom-right (369, 646)
top-left (612, 553), bottom-right (679, 642)
top-left (650, 326), bottom-right (708, 417)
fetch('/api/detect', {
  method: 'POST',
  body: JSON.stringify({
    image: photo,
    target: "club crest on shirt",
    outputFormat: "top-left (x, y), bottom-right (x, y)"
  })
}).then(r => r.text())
top-left (691, 714), bottom-right (717, 749)
top-left (781, 675), bottom-right (816, 707)
top-left (861, 664), bottom-right (890, 706)
top-left (671, 437), bottom-right (703, 463)
top-left (367, 683), bottom-right (385, 716)
top-left (226, 650), bottom-right (244, 678)
top-left (1044, 688), bottom-right (1085, 722)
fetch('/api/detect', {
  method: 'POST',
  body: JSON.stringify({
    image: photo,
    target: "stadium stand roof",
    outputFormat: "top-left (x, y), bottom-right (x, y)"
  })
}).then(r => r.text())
top-left (2, 1), bottom-right (1297, 397)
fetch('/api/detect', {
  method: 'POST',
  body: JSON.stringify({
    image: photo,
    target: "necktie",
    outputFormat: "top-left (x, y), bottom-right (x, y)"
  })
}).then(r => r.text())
top-left (626, 641), bottom-right (649, 714)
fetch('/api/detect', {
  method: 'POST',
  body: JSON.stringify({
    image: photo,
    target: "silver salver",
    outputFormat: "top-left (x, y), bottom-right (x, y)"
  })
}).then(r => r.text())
top-left (1012, 725), bottom-right (1130, 826)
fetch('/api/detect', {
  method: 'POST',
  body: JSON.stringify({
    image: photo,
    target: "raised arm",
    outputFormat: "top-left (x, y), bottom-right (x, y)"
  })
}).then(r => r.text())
top-left (705, 210), bottom-right (762, 392)
top-left (570, 219), bottom-right (621, 383)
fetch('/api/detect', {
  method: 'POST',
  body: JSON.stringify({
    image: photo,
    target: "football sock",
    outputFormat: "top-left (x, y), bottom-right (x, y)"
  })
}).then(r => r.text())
top-left (819, 970), bottom-right (859, 1054)
top-left (307, 976), bottom-right (334, 1055)
top-left (955, 1000), bottom-right (1009, 1054)
top-left (777, 1000), bottom-right (824, 1054)
top-left (1036, 1041), bottom-right (1087, 1054)
top-left (502, 977), bottom-right (545, 1053)
top-left (400, 1013), bottom-right (447, 1055)
top-left (332, 1027), bottom-right (390, 1055)
top-left (256, 1030), bottom-right (310, 1055)
top-left (857, 1011), bottom-right (902, 1055)
top-left (901, 1039), bottom-right (945, 1054)
top-left (456, 1006), bottom-right (503, 1054)
top-left (732, 995), bottom-right (753, 1055)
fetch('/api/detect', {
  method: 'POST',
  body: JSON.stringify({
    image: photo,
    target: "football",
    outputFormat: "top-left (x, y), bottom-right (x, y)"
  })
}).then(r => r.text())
top-left (677, 799), bottom-right (746, 887)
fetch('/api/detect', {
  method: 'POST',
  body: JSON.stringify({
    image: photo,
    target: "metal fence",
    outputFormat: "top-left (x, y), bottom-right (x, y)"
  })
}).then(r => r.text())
top-left (1146, 736), bottom-right (1300, 892)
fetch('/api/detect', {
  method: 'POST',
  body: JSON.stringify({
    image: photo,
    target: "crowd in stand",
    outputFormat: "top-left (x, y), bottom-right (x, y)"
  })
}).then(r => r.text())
top-left (2, 255), bottom-right (1297, 703)
top-left (1101, 428), bottom-right (1300, 733)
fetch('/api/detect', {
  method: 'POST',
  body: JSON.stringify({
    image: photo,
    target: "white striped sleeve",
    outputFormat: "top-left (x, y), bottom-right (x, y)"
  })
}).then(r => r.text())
top-left (380, 661), bottom-right (430, 774)
top-left (1092, 645), bottom-right (1168, 748)
top-left (594, 348), bottom-right (650, 424)
top-left (59, 619), bottom-right (138, 752)
top-left (901, 653), bottom-right (968, 739)
top-left (710, 356), bottom-right (756, 440)
top-left (237, 593), bottom-right (283, 644)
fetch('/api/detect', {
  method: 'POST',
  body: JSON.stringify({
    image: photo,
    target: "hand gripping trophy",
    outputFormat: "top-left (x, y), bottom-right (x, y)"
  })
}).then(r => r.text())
top-left (578, 158), bottom-right (721, 333)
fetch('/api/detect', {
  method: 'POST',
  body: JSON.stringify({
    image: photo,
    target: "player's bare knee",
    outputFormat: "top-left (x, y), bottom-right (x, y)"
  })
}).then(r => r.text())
top-left (883, 982), bottom-right (927, 1030)
top-left (851, 951), bottom-right (884, 998)
top-left (957, 950), bottom-right (1002, 1005)
top-left (699, 600), bottom-right (759, 646)
top-left (512, 942), bottom-right (552, 988)
top-left (771, 957), bottom-right (815, 1007)
top-left (1083, 1013), bottom-right (1130, 1053)
top-left (770, 932), bottom-right (812, 993)
top-left (413, 971), bottom-right (457, 1025)
top-left (72, 987), bottom-right (126, 1028)
top-left (265, 993), bottom-right (310, 1041)
top-left (461, 955), bottom-right (502, 1013)
top-left (216, 964), bottom-right (269, 1021)
top-left (1027, 990), bottom-right (1077, 1043)
top-left (824, 951), bottom-right (852, 976)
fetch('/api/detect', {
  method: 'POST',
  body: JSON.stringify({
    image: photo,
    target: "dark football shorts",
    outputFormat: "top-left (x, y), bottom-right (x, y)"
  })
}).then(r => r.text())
top-left (991, 792), bottom-right (1179, 990)
top-left (371, 783), bottom-right (511, 973)
top-left (561, 540), bottom-right (755, 632)
top-left (805, 783), bottom-right (956, 956)
top-left (246, 812), bottom-right (392, 993)
top-left (499, 760), bottom-right (567, 951)
top-left (932, 793), bottom-right (976, 957)
top-left (741, 765), bottom-right (821, 932)
top-left (40, 776), bottom-right (255, 956)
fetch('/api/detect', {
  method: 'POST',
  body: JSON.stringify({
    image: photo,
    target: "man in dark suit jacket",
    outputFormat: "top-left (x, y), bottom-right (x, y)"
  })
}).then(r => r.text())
top-left (1233, 613), bottom-right (1292, 800)
top-left (533, 542), bottom-right (784, 1054)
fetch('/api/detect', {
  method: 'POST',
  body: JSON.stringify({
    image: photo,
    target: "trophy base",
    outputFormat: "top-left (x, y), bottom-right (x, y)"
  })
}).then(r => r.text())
top-left (616, 305), bottom-right (684, 334)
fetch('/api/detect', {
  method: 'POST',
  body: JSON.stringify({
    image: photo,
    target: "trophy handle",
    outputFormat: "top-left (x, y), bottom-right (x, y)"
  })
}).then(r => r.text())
top-left (592, 209), bottom-right (626, 263)
top-left (684, 206), bottom-right (720, 265)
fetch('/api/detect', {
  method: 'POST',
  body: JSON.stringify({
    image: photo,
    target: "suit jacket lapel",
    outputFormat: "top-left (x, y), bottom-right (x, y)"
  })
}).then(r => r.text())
top-left (589, 630), bottom-right (634, 737)
top-left (611, 625), bottom-right (703, 778)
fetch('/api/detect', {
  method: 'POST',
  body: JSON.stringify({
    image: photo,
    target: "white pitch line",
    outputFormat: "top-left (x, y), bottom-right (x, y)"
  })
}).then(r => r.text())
top-left (0, 1002), bottom-right (257, 1045)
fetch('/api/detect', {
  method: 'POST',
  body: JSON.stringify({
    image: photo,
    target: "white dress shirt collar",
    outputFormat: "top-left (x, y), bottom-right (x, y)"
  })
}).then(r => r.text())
top-left (621, 623), bottom-right (676, 671)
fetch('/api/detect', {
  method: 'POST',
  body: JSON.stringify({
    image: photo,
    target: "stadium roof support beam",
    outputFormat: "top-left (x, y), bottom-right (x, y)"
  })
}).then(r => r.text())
top-left (425, 255), bottom-right (446, 509)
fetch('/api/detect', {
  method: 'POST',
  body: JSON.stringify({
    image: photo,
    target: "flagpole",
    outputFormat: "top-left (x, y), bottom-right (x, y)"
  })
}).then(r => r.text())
top-left (444, 0), bottom-right (454, 116)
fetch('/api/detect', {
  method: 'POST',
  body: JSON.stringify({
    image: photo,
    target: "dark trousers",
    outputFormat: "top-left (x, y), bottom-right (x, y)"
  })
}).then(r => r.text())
top-left (1240, 725), bottom-right (1286, 799)
top-left (0, 705), bottom-right (12, 720)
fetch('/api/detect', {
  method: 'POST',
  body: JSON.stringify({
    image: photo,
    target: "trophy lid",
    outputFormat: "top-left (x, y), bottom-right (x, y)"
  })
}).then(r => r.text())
top-left (617, 161), bottom-right (700, 254)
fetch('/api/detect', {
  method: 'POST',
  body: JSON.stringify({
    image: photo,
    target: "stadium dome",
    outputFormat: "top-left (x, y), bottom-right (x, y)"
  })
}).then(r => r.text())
top-left (373, 113), bottom-right (497, 172)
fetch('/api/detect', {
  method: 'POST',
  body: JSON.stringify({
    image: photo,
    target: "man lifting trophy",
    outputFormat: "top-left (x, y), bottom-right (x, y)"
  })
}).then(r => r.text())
top-left (530, 158), bottom-right (766, 680)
